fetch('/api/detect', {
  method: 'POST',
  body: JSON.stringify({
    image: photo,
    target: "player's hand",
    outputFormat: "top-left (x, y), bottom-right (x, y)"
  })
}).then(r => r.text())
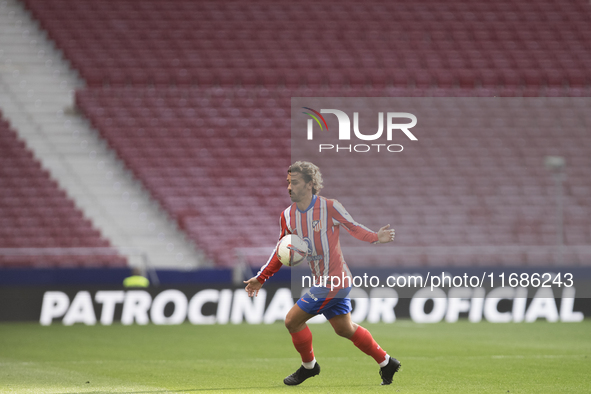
top-left (243, 277), bottom-right (263, 297)
top-left (377, 224), bottom-right (395, 243)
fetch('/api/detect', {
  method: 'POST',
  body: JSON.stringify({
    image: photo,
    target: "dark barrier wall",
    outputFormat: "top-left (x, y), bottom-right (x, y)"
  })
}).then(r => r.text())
top-left (0, 267), bottom-right (236, 286)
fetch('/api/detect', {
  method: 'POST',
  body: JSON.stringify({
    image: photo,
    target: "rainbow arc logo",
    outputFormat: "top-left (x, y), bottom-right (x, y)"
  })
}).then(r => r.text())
top-left (302, 107), bottom-right (328, 132)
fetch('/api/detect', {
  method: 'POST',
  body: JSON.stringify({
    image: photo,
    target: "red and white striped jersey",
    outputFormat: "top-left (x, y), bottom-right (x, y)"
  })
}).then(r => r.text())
top-left (255, 195), bottom-right (379, 285)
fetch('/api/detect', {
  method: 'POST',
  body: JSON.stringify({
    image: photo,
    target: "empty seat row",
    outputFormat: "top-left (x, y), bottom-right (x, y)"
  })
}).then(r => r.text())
top-left (79, 67), bottom-right (591, 89)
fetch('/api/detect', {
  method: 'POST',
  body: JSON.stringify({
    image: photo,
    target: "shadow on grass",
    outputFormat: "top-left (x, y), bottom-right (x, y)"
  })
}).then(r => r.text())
top-left (56, 383), bottom-right (378, 394)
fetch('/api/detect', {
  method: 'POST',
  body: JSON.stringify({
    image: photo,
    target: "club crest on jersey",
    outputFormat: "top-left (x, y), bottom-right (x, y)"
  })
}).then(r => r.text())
top-left (312, 220), bottom-right (322, 232)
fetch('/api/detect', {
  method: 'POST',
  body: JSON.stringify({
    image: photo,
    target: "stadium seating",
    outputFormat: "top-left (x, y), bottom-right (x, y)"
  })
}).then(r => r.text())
top-left (75, 87), bottom-right (591, 266)
top-left (22, 0), bottom-right (591, 91)
top-left (0, 111), bottom-right (126, 268)
top-left (18, 0), bottom-right (591, 266)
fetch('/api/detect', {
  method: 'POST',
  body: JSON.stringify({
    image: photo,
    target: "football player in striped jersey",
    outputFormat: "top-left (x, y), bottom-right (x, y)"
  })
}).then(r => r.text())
top-left (244, 161), bottom-right (400, 386)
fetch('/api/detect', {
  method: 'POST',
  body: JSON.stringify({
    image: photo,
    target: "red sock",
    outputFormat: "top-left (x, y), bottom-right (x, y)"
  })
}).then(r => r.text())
top-left (290, 326), bottom-right (315, 363)
top-left (350, 326), bottom-right (387, 364)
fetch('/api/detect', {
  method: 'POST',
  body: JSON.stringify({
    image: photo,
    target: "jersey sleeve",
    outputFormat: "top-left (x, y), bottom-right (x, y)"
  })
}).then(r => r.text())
top-left (329, 199), bottom-right (380, 244)
top-left (255, 210), bottom-right (291, 284)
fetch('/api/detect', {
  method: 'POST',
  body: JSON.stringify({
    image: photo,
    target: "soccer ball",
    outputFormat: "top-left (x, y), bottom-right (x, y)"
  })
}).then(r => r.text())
top-left (276, 234), bottom-right (309, 267)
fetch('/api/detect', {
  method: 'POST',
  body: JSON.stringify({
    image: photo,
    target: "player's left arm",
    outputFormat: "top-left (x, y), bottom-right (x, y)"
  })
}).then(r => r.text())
top-left (330, 199), bottom-right (395, 244)
top-left (376, 223), bottom-right (395, 243)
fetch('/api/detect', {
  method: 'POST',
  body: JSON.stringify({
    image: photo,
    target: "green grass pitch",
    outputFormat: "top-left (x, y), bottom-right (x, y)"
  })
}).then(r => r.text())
top-left (1, 320), bottom-right (590, 393)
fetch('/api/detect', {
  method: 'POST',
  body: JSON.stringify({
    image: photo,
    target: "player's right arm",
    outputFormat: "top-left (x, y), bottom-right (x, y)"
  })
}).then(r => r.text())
top-left (244, 276), bottom-right (263, 297)
top-left (244, 209), bottom-right (291, 296)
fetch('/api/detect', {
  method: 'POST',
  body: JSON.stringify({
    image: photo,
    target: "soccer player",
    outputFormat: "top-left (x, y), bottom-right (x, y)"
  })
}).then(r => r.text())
top-left (244, 161), bottom-right (401, 386)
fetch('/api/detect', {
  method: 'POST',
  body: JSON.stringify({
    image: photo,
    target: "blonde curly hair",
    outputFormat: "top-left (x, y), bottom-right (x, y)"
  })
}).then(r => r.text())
top-left (288, 161), bottom-right (323, 195)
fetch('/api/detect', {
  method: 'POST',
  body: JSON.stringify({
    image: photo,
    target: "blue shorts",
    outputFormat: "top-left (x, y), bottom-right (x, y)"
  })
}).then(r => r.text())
top-left (296, 286), bottom-right (352, 320)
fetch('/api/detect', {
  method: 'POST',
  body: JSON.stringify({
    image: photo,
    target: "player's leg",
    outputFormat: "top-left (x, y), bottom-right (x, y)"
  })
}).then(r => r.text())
top-left (329, 312), bottom-right (390, 362)
top-left (284, 303), bottom-right (316, 368)
top-left (328, 310), bottom-right (401, 385)
top-left (285, 303), bottom-right (314, 333)
top-left (283, 303), bottom-right (320, 385)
